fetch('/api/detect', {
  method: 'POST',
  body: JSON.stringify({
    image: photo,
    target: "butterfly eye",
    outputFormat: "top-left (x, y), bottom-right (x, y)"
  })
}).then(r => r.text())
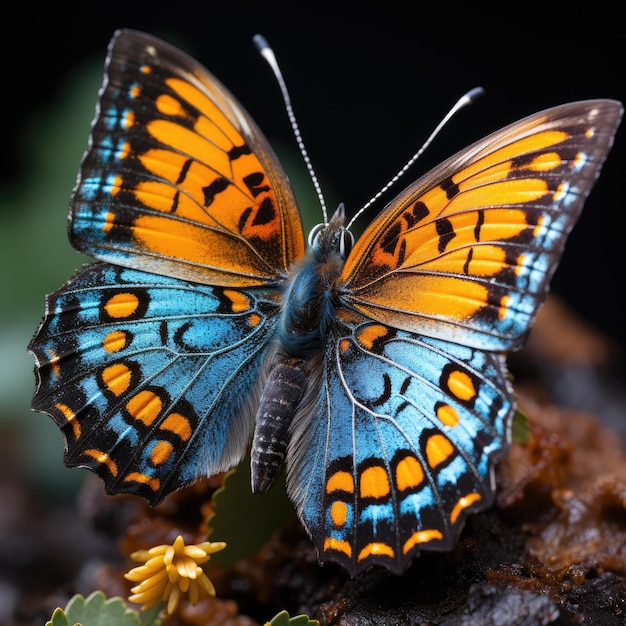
top-left (339, 228), bottom-right (354, 259)
top-left (308, 223), bottom-right (326, 248)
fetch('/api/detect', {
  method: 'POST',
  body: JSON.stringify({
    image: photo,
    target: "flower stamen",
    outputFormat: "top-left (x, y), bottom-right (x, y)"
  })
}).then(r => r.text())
top-left (125, 535), bottom-right (226, 614)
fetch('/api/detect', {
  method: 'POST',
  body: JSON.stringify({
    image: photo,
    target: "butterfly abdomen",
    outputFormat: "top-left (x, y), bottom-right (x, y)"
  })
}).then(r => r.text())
top-left (251, 357), bottom-right (308, 493)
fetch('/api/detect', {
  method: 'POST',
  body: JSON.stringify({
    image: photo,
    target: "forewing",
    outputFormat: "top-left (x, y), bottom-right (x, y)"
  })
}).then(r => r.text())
top-left (29, 263), bottom-right (280, 504)
top-left (340, 100), bottom-right (622, 350)
top-left (71, 29), bottom-right (304, 287)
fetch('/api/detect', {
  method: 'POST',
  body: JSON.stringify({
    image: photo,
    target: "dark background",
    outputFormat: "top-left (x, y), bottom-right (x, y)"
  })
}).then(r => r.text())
top-left (3, 3), bottom-right (624, 348)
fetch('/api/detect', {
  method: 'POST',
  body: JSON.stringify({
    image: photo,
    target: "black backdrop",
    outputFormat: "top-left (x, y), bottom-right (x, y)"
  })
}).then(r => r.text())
top-left (5, 2), bottom-right (625, 351)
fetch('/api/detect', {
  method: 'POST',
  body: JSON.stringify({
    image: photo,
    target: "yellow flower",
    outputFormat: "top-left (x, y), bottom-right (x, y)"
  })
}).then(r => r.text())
top-left (125, 535), bottom-right (226, 614)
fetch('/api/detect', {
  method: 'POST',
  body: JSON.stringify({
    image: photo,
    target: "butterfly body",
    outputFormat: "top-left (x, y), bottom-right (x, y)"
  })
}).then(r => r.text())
top-left (29, 29), bottom-right (622, 576)
top-left (250, 208), bottom-right (344, 491)
top-left (277, 210), bottom-right (346, 356)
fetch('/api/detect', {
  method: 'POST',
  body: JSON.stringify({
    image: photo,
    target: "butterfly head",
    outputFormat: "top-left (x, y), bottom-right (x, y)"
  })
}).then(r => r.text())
top-left (307, 203), bottom-right (354, 262)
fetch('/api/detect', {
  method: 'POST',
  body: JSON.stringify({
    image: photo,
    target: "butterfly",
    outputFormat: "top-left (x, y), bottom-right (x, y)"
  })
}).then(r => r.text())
top-left (29, 28), bottom-right (622, 576)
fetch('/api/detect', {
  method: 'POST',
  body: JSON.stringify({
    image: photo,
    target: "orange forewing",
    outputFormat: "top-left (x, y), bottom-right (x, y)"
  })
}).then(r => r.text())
top-left (338, 103), bottom-right (620, 348)
top-left (70, 30), bottom-right (305, 287)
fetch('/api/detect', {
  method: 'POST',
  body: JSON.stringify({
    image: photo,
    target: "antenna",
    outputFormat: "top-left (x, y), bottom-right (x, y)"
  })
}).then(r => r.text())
top-left (345, 86), bottom-right (485, 231)
top-left (253, 34), bottom-right (329, 224)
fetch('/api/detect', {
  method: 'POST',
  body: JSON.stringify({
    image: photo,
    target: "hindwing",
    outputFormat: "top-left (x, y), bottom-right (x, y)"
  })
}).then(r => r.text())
top-left (29, 263), bottom-right (280, 503)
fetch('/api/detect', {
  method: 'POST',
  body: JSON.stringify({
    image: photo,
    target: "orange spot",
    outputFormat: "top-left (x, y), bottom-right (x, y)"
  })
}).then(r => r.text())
top-left (533, 215), bottom-right (547, 237)
top-left (395, 456), bottom-right (424, 491)
top-left (108, 175), bottom-right (123, 196)
top-left (103, 330), bottom-right (128, 353)
top-left (47, 348), bottom-right (60, 378)
top-left (140, 64), bottom-right (151, 74)
top-left (525, 151), bottom-right (561, 171)
top-left (450, 492), bottom-right (482, 524)
top-left (515, 253), bottom-right (528, 276)
top-left (359, 465), bottom-right (390, 499)
top-left (124, 472), bottom-right (160, 491)
top-left (83, 449), bottom-right (118, 477)
top-left (447, 370), bottom-right (476, 402)
top-left (117, 141), bottom-right (131, 159)
top-left (437, 403), bottom-right (459, 427)
top-left (150, 441), bottom-right (174, 465)
top-left (248, 313), bottom-right (261, 327)
top-left (403, 529), bottom-right (443, 554)
top-left (323, 537), bottom-right (352, 557)
top-left (129, 85), bottom-right (141, 98)
top-left (357, 324), bottom-right (388, 350)
top-left (358, 543), bottom-right (394, 561)
top-left (425, 434), bottom-right (454, 469)
top-left (155, 93), bottom-right (186, 117)
top-left (223, 289), bottom-right (250, 313)
top-left (126, 390), bottom-right (163, 427)
top-left (122, 110), bottom-right (135, 128)
top-left (498, 294), bottom-right (510, 321)
top-left (339, 339), bottom-right (350, 353)
top-left (102, 211), bottom-right (116, 232)
top-left (54, 402), bottom-right (81, 440)
top-left (101, 363), bottom-right (132, 396)
top-left (160, 413), bottom-right (192, 441)
top-left (553, 182), bottom-right (570, 202)
top-left (330, 501), bottom-right (348, 527)
top-left (104, 292), bottom-right (139, 318)
top-left (326, 471), bottom-right (355, 494)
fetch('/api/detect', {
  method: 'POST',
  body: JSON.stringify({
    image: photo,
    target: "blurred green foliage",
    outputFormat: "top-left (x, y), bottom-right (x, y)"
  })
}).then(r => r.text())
top-left (0, 57), bottom-right (103, 500)
top-left (208, 457), bottom-right (296, 567)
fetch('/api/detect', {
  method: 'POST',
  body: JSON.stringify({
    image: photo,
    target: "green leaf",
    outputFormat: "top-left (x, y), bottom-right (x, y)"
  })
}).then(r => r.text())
top-left (512, 408), bottom-right (530, 444)
top-left (264, 609), bottom-right (320, 626)
top-left (45, 591), bottom-right (163, 626)
top-left (207, 457), bottom-right (297, 567)
top-left (45, 607), bottom-right (69, 626)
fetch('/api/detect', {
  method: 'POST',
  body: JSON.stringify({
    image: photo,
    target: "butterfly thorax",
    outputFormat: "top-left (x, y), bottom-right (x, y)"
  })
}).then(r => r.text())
top-left (277, 205), bottom-right (349, 357)
top-left (251, 207), bottom-right (349, 493)
top-left (277, 250), bottom-right (343, 358)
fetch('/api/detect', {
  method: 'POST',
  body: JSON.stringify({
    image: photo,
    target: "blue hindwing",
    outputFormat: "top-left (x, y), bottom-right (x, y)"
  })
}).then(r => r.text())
top-left (288, 310), bottom-right (513, 575)
top-left (29, 263), bottom-right (280, 503)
